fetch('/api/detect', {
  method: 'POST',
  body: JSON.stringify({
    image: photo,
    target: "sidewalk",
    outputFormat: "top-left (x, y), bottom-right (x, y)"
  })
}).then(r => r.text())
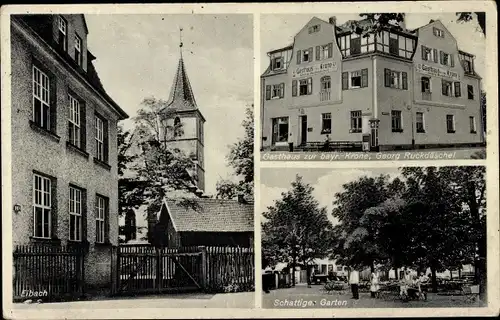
top-left (14, 291), bottom-right (255, 309)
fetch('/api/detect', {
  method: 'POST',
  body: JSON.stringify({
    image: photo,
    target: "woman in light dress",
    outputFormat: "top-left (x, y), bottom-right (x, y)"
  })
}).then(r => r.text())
top-left (370, 269), bottom-right (380, 298)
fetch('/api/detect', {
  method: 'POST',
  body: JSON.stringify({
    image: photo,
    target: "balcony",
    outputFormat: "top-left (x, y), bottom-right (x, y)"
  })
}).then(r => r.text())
top-left (422, 92), bottom-right (432, 101)
top-left (320, 90), bottom-right (331, 101)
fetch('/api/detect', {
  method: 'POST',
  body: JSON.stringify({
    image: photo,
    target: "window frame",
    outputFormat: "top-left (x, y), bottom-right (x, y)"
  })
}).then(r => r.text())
top-left (68, 94), bottom-right (81, 148)
top-left (95, 195), bottom-right (107, 244)
top-left (32, 65), bottom-right (51, 130)
top-left (416, 112), bottom-right (425, 133)
top-left (442, 79), bottom-right (453, 97)
top-left (69, 186), bottom-right (83, 242)
top-left (446, 114), bottom-right (456, 133)
top-left (74, 35), bottom-right (82, 66)
top-left (58, 16), bottom-right (68, 51)
top-left (467, 84), bottom-right (474, 100)
top-left (33, 174), bottom-right (52, 239)
top-left (469, 116), bottom-right (477, 133)
top-left (350, 110), bottom-right (362, 133)
top-left (391, 110), bottom-right (403, 132)
top-left (350, 70), bottom-right (362, 89)
top-left (298, 78), bottom-right (312, 96)
top-left (321, 113), bottom-right (332, 134)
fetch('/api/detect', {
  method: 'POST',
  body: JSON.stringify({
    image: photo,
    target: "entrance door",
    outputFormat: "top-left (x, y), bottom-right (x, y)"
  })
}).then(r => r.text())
top-left (300, 116), bottom-right (307, 145)
top-left (370, 127), bottom-right (379, 151)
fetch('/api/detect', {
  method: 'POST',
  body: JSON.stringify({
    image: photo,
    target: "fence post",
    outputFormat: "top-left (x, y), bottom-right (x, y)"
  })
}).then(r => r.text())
top-left (199, 246), bottom-right (207, 292)
top-left (156, 247), bottom-right (162, 293)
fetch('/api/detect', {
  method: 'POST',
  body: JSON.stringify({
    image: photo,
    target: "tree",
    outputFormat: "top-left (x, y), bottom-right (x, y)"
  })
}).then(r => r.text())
top-left (262, 175), bottom-right (334, 286)
top-left (346, 13), bottom-right (405, 37)
top-left (216, 105), bottom-right (254, 199)
top-left (456, 12), bottom-right (486, 36)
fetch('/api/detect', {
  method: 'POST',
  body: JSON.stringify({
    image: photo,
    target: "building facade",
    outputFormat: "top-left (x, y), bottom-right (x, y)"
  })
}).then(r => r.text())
top-left (11, 14), bottom-right (128, 288)
top-left (261, 17), bottom-right (484, 151)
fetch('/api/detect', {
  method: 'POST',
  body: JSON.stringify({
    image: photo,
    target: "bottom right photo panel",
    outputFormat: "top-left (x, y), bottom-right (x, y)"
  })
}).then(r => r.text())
top-left (260, 166), bottom-right (486, 309)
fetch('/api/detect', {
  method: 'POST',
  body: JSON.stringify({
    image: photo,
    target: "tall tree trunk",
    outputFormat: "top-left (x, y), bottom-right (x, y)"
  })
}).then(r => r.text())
top-left (467, 180), bottom-right (486, 300)
top-left (291, 246), bottom-right (297, 287)
top-left (430, 266), bottom-right (438, 293)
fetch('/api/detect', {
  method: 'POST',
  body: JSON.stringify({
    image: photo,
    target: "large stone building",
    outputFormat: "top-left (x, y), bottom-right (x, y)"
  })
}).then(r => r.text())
top-left (261, 17), bottom-right (484, 151)
top-left (11, 14), bottom-right (128, 288)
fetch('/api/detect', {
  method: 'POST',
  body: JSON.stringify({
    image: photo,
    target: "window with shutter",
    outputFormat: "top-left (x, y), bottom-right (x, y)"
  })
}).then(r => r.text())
top-left (265, 85), bottom-right (271, 100)
top-left (296, 50), bottom-right (301, 64)
top-left (421, 45), bottom-right (427, 60)
top-left (342, 72), bottom-right (348, 90)
top-left (454, 82), bottom-right (461, 97)
top-left (292, 80), bottom-right (297, 96)
top-left (316, 46), bottom-right (321, 60)
top-left (402, 72), bottom-right (408, 90)
top-left (361, 69), bottom-right (368, 88)
top-left (308, 47), bottom-right (313, 62)
top-left (280, 83), bottom-right (285, 98)
top-left (307, 77), bottom-right (312, 94)
top-left (384, 68), bottom-right (391, 87)
top-left (328, 43), bottom-right (333, 58)
top-left (450, 54), bottom-right (454, 67)
top-left (433, 49), bottom-right (438, 63)
top-left (440, 51), bottom-right (444, 65)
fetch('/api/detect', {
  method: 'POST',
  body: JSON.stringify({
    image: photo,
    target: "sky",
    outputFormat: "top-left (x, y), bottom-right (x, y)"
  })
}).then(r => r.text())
top-left (85, 14), bottom-right (253, 196)
top-left (260, 13), bottom-right (486, 79)
top-left (259, 167), bottom-right (401, 224)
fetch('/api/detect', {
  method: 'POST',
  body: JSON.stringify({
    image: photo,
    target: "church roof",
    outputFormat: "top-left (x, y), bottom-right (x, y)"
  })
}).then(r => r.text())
top-left (165, 57), bottom-right (198, 112)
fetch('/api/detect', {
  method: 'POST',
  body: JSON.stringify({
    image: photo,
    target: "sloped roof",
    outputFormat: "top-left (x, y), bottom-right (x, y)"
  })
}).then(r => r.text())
top-left (164, 198), bottom-right (254, 233)
top-left (165, 57), bottom-right (198, 111)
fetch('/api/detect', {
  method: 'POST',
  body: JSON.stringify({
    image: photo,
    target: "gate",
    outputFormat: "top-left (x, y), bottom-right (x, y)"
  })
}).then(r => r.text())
top-left (112, 245), bottom-right (205, 294)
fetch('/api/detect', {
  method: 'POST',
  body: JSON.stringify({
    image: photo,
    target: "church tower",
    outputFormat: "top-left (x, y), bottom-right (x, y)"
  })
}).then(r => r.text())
top-left (161, 32), bottom-right (205, 192)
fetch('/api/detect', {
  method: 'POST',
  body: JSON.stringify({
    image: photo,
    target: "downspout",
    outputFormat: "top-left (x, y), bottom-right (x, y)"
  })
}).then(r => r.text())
top-left (372, 57), bottom-right (378, 118)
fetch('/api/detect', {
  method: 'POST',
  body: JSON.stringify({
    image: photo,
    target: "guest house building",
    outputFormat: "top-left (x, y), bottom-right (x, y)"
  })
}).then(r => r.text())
top-left (11, 14), bottom-right (128, 289)
top-left (261, 17), bottom-right (484, 151)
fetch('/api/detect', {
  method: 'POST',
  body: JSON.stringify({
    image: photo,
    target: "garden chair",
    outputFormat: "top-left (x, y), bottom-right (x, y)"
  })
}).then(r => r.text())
top-left (462, 284), bottom-right (480, 303)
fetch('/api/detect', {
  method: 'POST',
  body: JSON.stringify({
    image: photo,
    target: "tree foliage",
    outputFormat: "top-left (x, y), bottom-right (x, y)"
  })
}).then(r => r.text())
top-left (456, 12), bottom-right (486, 36)
top-left (346, 13), bottom-right (406, 37)
top-left (262, 175), bottom-right (334, 283)
top-left (216, 105), bottom-right (254, 199)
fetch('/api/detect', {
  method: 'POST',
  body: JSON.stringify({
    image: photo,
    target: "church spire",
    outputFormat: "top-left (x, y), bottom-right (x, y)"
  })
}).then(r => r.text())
top-left (165, 29), bottom-right (198, 111)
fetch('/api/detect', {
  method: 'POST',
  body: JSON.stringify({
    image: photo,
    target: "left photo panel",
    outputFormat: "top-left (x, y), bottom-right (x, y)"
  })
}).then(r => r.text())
top-left (10, 13), bottom-right (255, 308)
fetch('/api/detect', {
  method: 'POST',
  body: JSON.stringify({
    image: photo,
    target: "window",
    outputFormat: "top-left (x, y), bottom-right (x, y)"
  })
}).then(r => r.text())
top-left (385, 69), bottom-right (408, 90)
top-left (467, 85), bottom-right (474, 99)
top-left (33, 174), bottom-right (51, 238)
top-left (440, 51), bottom-right (454, 67)
top-left (446, 115), bottom-right (455, 133)
top-left (433, 27), bottom-right (445, 38)
top-left (96, 195), bottom-right (108, 243)
top-left (320, 76), bottom-right (331, 91)
top-left (377, 31), bottom-right (414, 59)
top-left (350, 37), bottom-right (361, 55)
top-left (421, 45), bottom-right (432, 61)
top-left (339, 34), bottom-right (375, 57)
top-left (69, 186), bottom-right (83, 241)
top-left (95, 116), bottom-right (104, 161)
top-left (272, 117), bottom-right (289, 143)
top-left (460, 53), bottom-right (475, 74)
top-left (302, 48), bottom-right (312, 62)
top-left (321, 113), bottom-right (332, 134)
top-left (68, 95), bottom-right (81, 148)
top-left (470, 116), bottom-right (477, 133)
top-left (391, 110), bottom-right (403, 132)
top-left (74, 35), bottom-right (82, 66)
top-left (298, 78), bottom-right (312, 96)
top-left (442, 80), bottom-right (453, 96)
top-left (421, 77), bottom-right (431, 93)
top-left (389, 35), bottom-right (399, 55)
top-left (342, 69), bottom-right (368, 90)
top-left (416, 112), bottom-right (425, 133)
top-left (58, 16), bottom-right (67, 51)
top-left (271, 57), bottom-right (283, 70)
top-left (322, 43), bottom-right (332, 59)
top-left (271, 83), bottom-right (285, 99)
top-left (32, 66), bottom-right (51, 130)
top-left (454, 82), bottom-right (461, 97)
top-left (350, 111), bottom-right (362, 133)
top-left (308, 24), bottom-right (320, 34)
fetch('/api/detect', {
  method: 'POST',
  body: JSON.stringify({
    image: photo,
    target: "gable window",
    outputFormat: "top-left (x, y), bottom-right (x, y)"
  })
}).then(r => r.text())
top-left (95, 114), bottom-right (108, 163)
top-left (33, 174), bottom-right (52, 238)
top-left (298, 78), bottom-right (312, 96)
top-left (271, 83), bottom-right (285, 99)
top-left (470, 116), bottom-right (477, 133)
top-left (68, 95), bottom-right (82, 148)
top-left (74, 35), bottom-right (82, 66)
top-left (321, 113), bottom-right (332, 134)
top-left (467, 85), bottom-right (474, 99)
top-left (446, 115), bottom-right (455, 133)
top-left (95, 195), bottom-right (108, 244)
top-left (385, 69), bottom-right (408, 90)
top-left (32, 66), bottom-right (51, 130)
top-left (442, 79), bottom-right (453, 96)
top-left (308, 24), bottom-right (320, 34)
top-left (69, 186), bottom-right (83, 242)
top-left (433, 27), bottom-right (445, 38)
top-left (391, 110), bottom-right (403, 132)
top-left (58, 16), bottom-right (67, 52)
top-left (350, 111), bottom-right (362, 133)
top-left (416, 112), bottom-right (425, 133)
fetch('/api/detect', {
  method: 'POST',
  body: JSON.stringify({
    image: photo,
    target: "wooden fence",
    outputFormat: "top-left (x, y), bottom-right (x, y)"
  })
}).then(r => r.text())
top-left (112, 245), bottom-right (254, 295)
top-left (13, 245), bottom-right (85, 301)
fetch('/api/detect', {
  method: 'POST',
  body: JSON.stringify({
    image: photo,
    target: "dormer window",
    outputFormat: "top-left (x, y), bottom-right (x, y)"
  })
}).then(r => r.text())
top-left (271, 57), bottom-right (283, 70)
top-left (58, 16), bottom-right (67, 52)
top-left (74, 35), bottom-right (82, 66)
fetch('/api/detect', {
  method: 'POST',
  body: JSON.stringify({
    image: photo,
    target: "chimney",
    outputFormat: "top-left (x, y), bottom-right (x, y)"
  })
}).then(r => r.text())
top-left (329, 16), bottom-right (337, 25)
top-left (399, 20), bottom-right (406, 31)
top-left (237, 193), bottom-right (246, 204)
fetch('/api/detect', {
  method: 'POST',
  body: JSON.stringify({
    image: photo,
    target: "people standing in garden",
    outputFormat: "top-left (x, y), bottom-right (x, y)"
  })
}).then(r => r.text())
top-left (370, 269), bottom-right (380, 298)
top-left (348, 267), bottom-right (360, 299)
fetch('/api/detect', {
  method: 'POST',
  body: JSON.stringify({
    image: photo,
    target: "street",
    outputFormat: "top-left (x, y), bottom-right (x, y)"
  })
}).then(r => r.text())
top-left (262, 284), bottom-right (484, 308)
top-left (14, 292), bottom-right (255, 309)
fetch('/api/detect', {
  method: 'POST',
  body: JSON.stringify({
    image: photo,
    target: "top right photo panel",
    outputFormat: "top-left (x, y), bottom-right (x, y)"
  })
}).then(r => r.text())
top-left (260, 13), bottom-right (486, 161)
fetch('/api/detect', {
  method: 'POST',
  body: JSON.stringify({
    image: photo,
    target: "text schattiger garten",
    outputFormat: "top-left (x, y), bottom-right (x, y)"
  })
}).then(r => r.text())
top-left (262, 151), bottom-right (457, 161)
top-left (274, 298), bottom-right (348, 308)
